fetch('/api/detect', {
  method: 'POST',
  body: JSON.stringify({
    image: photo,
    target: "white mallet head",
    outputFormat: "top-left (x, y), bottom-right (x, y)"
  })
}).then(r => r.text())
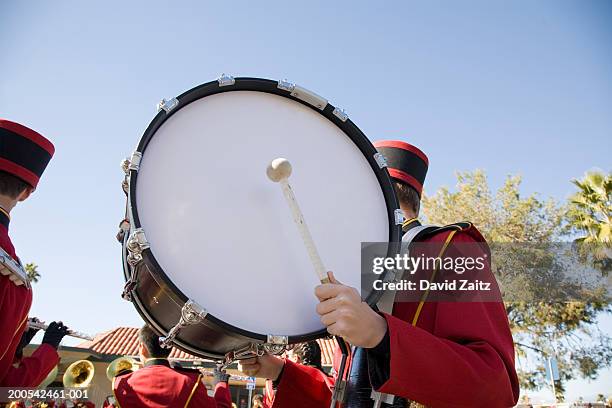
top-left (266, 158), bottom-right (292, 182)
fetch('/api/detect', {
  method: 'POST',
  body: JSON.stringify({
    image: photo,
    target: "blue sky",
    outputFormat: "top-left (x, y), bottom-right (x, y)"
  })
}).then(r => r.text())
top-left (1, 0), bottom-right (611, 402)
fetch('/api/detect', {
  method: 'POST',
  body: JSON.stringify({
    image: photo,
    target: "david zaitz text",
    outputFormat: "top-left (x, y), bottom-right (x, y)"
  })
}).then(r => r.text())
top-left (370, 253), bottom-right (492, 293)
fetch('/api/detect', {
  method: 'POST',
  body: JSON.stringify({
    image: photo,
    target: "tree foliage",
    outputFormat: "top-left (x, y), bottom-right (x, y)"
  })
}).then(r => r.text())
top-left (421, 170), bottom-right (612, 395)
top-left (567, 171), bottom-right (611, 274)
top-left (25, 263), bottom-right (40, 283)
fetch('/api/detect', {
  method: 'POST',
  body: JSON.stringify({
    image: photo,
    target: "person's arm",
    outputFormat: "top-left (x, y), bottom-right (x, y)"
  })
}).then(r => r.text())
top-left (0, 343), bottom-right (59, 387)
top-left (271, 360), bottom-right (334, 408)
top-left (2, 321), bottom-right (67, 387)
top-left (367, 303), bottom-right (518, 408)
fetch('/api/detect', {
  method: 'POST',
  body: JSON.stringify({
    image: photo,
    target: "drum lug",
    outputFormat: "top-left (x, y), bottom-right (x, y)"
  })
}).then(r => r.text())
top-left (128, 151), bottom-right (142, 172)
top-left (373, 152), bottom-right (388, 169)
top-left (121, 158), bottom-right (131, 174)
top-left (394, 209), bottom-right (405, 225)
top-left (126, 228), bottom-right (150, 267)
top-left (157, 97), bottom-right (179, 113)
top-left (217, 73), bottom-right (235, 87)
top-left (122, 276), bottom-right (138, 301)
top-left (277, 79), bottom-right (328, 110)
top-left (277, 79), bottom-right (295, 93)
top-left (116, 219), bottom-right (131, 243)
top-left (332, 107), bottom-right (349, 122)
top-left (160, 300), bottom-right (208, 348)
top-left (263, 334), bottom-right (289, 355)
top-left (220, 342), bottom-right (271, 370)
top-left (266, 334), bottom-right (288, 345)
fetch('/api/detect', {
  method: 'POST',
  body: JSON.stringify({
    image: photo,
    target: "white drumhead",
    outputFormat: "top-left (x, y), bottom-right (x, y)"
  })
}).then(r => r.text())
top-left (135, 91), bottom-right (389, 336)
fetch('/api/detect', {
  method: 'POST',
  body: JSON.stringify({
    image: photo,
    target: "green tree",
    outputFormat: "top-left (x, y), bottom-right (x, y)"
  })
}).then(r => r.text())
top-left (567, 171), bottom-right (611, 274)
top-left (25, 263), bottom-right (40, 283)
top-left (421, 170), bottom-right (612, 396)
top-left (568, 171), bottom-right (611, 244)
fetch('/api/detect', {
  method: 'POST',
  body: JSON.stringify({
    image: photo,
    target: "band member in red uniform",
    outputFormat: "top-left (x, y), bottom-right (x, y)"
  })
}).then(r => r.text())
top-left (110, 325), bottom-right (231, 408)
top-left (0, 119), bottom-right (64, 387)
top-left (263, 341), bottom-right (327, 408)
top-left (239, 140), bottom-right (519, 407)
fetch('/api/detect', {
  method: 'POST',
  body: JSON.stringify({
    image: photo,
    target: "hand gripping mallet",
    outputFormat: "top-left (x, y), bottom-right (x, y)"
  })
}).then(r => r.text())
top-left (266, 158), bottom-right (330, 285)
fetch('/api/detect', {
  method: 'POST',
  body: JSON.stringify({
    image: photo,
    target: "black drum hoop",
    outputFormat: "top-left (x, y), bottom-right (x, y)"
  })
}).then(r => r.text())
top-left (127, 77), bottom-right (402, 345)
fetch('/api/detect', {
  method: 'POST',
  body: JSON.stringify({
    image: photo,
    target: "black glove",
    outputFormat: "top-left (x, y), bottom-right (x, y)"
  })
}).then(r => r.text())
top-left (14, 327), bottom-right (40, 359)
top-left (41, 321), bottom-right (69, 349)
top-left (21, 327), bottom-right (40, 347)
top-left (213, 366), bottom-right (230, 384)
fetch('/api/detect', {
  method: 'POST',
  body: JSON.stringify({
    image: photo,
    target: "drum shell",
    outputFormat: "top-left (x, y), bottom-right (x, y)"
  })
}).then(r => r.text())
top-left (122, 238), bottom-right (325, 360)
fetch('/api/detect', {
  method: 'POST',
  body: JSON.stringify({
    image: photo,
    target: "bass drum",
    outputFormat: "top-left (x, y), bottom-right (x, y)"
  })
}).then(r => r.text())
top-left (120, 76), bottom-right (402, 360)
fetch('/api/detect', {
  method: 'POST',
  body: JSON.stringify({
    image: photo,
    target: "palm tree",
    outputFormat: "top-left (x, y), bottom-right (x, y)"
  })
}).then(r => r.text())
top-left (568, 170), bottom-right (611, 243)
top-left (25, 263), bottom-right (41, 283)
top-left (567, 171), bottom-right (611, 273)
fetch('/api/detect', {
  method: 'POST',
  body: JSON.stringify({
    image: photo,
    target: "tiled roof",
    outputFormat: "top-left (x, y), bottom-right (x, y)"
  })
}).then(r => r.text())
top-left (76, 328), bottom-right (337, 366)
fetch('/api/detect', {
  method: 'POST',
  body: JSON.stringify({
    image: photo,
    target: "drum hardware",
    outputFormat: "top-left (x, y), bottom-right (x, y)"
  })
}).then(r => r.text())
top-left (128, 151), bottom-right (142, 172)
top-left (267, 158), bottom-right (330, 284)
top-left (217, 73), bottom-right (235, 87)
top-left (394, 209), bottom-right (405, 226)
top-left (63, 360), bottom-right (95, 388)
top-left (333, 107), bottom-right (349, 122)
top-left (27, 318), bottom-right (94, 341)
top-left (330, 338), bottom-right (351, 408)
top-left (374, 152), bottom-right (389, 169)
top-left (220, 343), bottom-right (265, 370)
top-left (121, 274), bottom-right (138, 302)
top-left (116, 219), bottom-right (130, 243)
top-left (160, 300), bottom-right (208, 349)
top-left (371, 391), bottom-right (396, 408)
top-left (277, 79), bottom-right (328, 110)
top-left (126, 228), bottom-right (149, 267)
top-left (157, 97), bottom-right (179, 113)
top-left (0, 247), bottom-right (30, 288)
top-left (219, 338), bottom-right (292, 371)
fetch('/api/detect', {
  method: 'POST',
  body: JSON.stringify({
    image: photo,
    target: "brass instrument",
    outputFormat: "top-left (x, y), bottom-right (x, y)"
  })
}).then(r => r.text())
top-left (27, 317), bottom-right (94, 341)
top-left (106, 356), bottom-right (139, 381)
top-left (63, 360), bottom-right (95, 388)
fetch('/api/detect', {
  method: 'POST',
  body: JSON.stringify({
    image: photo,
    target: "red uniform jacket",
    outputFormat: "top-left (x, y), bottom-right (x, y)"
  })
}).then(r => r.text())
top-left (110, 360), bottom-right (232, 408)
top-left (0, 221), bottom-right (59, 386)
top-left (271, 225), bottom-right (519, 408)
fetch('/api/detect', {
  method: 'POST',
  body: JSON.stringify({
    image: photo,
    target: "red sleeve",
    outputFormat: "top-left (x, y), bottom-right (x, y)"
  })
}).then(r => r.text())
top-left (376, 305), bottom-right (518, 408)
top-left (272, 360), bottom-right (334, 408)
top-left (212, 382), bottom-right (232, 408)
top-left (366, 230), bottom-right (519, 407)
top-left (0, 343), bottom-right (59, 387)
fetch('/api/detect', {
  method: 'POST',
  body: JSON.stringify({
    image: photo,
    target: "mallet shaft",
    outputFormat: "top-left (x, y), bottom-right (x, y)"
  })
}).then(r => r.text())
top-left (279, 179), bottom-right (329, 284)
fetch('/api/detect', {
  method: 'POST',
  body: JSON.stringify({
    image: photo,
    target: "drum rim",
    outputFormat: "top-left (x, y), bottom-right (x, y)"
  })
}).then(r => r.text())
top-left (127, 77), bottom-right (402, 346)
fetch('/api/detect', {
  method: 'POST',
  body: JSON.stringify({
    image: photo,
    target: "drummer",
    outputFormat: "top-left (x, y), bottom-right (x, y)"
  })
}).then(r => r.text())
top-left (0, 119), bottom-right (63, 386)
top-left (238, 140), bottom-right (519, 407)
top-left (110, 325), bottom-right (232, 408)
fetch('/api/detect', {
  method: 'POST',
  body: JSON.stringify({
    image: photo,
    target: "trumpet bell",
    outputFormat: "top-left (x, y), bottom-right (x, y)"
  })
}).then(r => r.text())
top-left (106, 356), bottom-right (138, 381)
top-left (63, 360), bottom-right (95, 388)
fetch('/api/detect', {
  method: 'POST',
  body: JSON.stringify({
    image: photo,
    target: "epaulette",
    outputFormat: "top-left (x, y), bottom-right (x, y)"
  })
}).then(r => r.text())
top-left (413, 221), bottom-right (474, 242)
top-left (0, 247), bottom-right (30, 288)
